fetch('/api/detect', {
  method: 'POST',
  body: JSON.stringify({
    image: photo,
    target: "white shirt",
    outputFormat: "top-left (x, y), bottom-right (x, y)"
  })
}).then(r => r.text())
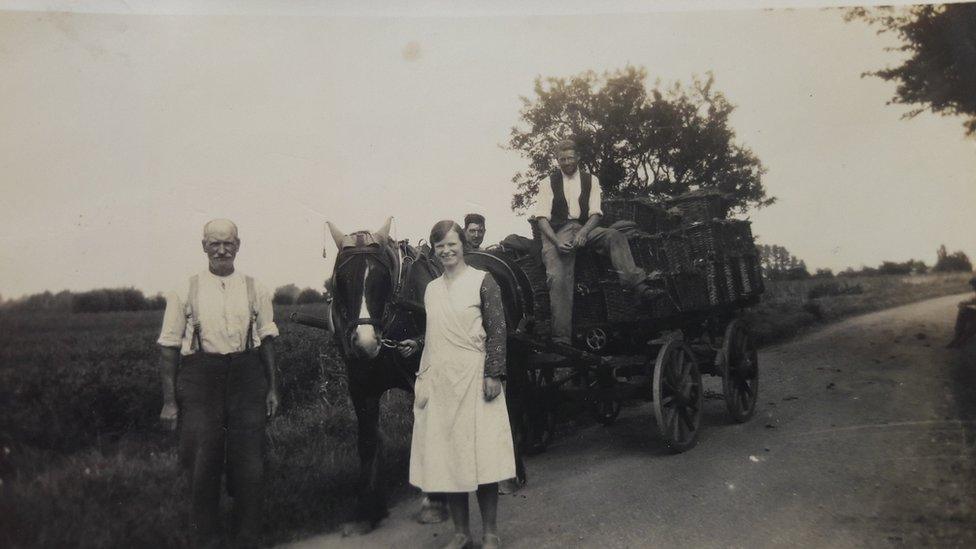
top-left (533, 169), bottom-right (604, 221)
top-left (157, 270), bottom-right (279, 356)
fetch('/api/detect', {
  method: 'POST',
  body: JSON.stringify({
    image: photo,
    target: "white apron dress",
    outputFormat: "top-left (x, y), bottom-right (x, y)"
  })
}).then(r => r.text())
top-left (409, 266), bottom-right (516, 493)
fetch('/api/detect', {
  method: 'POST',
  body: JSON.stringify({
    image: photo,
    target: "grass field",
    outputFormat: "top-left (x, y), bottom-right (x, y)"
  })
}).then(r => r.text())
top-left (0, 273), bottom-right (971, 547)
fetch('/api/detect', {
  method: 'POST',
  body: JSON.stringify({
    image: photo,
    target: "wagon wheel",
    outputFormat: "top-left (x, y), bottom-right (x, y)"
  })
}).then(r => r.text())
top-left (524, 367), bottom-right (556, 454)
top-left (652, 337), bottom-right (703, 453)
top-left (721, 319), bottom-right (759, 423)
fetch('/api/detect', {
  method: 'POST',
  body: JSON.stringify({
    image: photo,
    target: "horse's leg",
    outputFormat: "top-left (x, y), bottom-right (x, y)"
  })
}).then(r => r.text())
top-left (500, 346), bottom-right (528, 494)
top-left (949, 308), bottom-right (976, 348)
top-left (418, 493), bottom-right (448, 524)
top-left (961, 309), bottom-right (976, 347)
top-left (342, 390), bottom-right (386, 536)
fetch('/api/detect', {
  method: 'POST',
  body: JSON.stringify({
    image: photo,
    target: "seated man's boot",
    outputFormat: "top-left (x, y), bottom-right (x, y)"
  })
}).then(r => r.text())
top-left (634, 280), bottom-right (667, 306)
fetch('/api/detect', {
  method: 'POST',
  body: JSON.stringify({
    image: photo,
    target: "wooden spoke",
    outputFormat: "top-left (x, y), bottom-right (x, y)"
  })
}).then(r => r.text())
top-left (721, 319), bottom-right (760, 423)
top-left (653, 336), bottom-right (704, 453)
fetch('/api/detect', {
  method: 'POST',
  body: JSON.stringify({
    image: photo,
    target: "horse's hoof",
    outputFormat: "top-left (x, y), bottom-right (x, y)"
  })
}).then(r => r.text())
top-left (341, 520), bottom-right (375, 537)
top-left (417, 503), bottom-right (448, 524)
top-left (498, 477), bottom-right (525, 495)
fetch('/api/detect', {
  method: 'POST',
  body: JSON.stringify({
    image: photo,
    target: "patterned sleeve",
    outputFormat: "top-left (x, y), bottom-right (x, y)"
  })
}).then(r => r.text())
top-left (480, 274), bottom-right (507, 378)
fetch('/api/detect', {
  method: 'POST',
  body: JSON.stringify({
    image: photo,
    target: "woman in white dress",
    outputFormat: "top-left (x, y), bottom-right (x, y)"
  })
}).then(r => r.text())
top-left (407, 220), bottom-right (516, 549)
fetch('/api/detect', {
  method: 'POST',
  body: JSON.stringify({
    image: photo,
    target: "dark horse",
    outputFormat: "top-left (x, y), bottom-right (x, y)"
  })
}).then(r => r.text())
top-left (325, 218), bottom-right (530, 535)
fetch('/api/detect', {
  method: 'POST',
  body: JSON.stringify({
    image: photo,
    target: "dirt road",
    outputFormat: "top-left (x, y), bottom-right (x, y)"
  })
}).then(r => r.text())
top-left (290, 293), bottom-right (976, 548)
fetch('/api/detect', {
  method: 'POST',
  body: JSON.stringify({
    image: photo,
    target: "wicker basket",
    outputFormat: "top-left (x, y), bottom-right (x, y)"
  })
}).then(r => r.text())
top-left (601, 198), bottom-right (674, 233)
top-left (667, 190), bottom-right (729, 224)
top-left (723, 220), bottom-right (755, 256)
top-left (668, 270), bottom-right (710, 312)
top-left (628, 232), bottom-right (667, 272)
top-left (513, 252), bottom-right (550, 321)
top-left (737, 253), bottom-right (764, 298)
top-left (703, 260), bottom-right (728, 306)
top-left (573, 287), bottom-right (608, 329)
top-left (601, 282), bottom-right (643, 323)
top-left (682, 221), bottom-right (725, 262)
top-left (666, 190), bottom-right (729, 224)
top-left (660, 231), bottom-right (694, 273)
top-left (723, 257), bottom-right (740, 303)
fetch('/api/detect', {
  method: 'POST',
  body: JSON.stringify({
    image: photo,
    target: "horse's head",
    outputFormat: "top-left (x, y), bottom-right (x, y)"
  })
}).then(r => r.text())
top-left (328, 218), bottom-right (395, 360)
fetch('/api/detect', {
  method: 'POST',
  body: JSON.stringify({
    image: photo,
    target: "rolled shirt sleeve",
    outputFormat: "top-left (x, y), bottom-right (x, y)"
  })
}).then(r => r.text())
top-left (588, 174), bottom-right (603, 218)
top-left (533, 178), bottom-right (553, 220)
top-left (480, 275), bottom-right (507, 378)
top-left (157, 289), bottom-right (187, 348)
top-left (254, 280), bottom-right (280, 340)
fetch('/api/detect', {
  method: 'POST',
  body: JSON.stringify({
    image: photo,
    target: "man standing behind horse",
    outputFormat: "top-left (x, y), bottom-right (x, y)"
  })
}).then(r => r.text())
top-left (157, 218), bottom-right (280, 547)
top-left (464, 213), bottom-right (487, 251)
top-left (534, 139), bottom-right (661, 345)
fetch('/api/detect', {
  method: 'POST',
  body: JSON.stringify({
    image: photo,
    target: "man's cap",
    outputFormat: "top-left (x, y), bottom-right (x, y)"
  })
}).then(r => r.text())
top-left (464, 213), bottom-right (486, 227)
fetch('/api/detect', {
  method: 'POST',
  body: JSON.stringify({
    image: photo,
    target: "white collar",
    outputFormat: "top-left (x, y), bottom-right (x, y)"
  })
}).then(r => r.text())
top-left (202, 269), bottom-right (241, 283)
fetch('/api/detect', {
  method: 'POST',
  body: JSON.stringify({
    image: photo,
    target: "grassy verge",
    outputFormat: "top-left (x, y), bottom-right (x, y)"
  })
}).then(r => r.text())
top-left (0, 304), bottom-right (415, 548)
top-left (1, 273), bottom-right (971, 547)
top-left (745, 272), bottom-right (972, 346)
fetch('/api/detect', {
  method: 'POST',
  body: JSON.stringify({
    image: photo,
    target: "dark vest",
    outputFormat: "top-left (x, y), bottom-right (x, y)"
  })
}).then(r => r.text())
top-left (549, 170), bottom-right (592, 226)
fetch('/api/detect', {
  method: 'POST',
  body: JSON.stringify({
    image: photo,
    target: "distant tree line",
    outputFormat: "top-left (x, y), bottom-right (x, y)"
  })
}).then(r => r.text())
top-left (757, 244), bottom-right (810, 281)
top-left (272, 284), bottom-right (328, 305)
top-left (0, 288), bottom-right (166, 313)
top-left (3, 242), bottom-right (969, 313)
top-left (759, 243), bottom-right (972, 281)
top-left (1, 284), bottom-right (331, 313)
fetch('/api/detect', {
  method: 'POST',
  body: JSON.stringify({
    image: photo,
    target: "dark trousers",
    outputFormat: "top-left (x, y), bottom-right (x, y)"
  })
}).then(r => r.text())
top-left (177, 351), bottom-right (268, 545)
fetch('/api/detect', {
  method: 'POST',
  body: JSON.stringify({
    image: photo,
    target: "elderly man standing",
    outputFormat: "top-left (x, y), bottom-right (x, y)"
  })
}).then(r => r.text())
top-left (157, 219), bottom-right (280, 547)
top-left (534, 139), bottom-right (660, 345)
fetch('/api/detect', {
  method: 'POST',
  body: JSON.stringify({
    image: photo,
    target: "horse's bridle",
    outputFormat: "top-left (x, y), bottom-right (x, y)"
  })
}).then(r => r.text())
top-left (331, 238), bottom-right (410, 354)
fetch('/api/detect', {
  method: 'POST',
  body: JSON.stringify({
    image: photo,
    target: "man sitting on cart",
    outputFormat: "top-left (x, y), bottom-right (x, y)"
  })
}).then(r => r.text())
top-left (533, 138), bottom-right (662, 346)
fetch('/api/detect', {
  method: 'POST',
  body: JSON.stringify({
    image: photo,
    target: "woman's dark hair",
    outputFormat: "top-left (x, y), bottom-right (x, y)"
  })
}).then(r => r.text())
top-left (429, 219), bottom-right (467, 247)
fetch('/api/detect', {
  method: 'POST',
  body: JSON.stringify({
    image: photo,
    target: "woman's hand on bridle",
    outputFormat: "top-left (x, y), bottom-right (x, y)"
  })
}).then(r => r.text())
top-left (483, 376), bottom-right (503, 401)
top-left (397, 339), bottom-right (421, 357)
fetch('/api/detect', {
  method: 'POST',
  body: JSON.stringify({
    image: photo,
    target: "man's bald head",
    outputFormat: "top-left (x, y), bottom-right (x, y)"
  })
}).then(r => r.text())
top-left (203, 219), bottom-right (239, 241)
top-left (202, 219), bottom-right (240, 276)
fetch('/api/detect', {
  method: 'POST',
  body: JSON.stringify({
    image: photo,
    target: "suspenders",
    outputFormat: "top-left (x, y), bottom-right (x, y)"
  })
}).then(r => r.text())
top-left (186, 274), bottom-right (258, 353)
top-left (244, 275), bottom-right (257, 352)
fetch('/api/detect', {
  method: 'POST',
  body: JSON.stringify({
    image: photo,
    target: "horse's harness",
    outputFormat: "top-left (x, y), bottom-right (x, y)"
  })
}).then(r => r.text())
top-left (331, 233), bottom-right (418, 355)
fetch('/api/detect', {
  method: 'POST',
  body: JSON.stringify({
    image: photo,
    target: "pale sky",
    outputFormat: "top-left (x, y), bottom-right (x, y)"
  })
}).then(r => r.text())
top-left (1, 1), bottom-right (974, 298)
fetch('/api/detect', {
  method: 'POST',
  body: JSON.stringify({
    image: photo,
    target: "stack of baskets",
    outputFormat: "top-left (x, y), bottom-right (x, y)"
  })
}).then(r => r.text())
top-left (601, 198), bottom-right (680, 233)
top-left (677, 219), bottom-right (763, 306)
top-left (519, 189), bottom-right (763, 338)
top-left (575, 190), bottom-right (763, 325)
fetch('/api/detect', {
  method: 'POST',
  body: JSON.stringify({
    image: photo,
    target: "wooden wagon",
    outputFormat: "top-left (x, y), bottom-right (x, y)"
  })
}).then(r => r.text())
top-left (477, 191), bottom-right (764, 453)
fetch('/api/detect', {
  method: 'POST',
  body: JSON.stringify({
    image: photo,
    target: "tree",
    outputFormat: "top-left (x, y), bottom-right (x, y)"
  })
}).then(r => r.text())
top-left (847, 4), bottom-right (976, 136)
top-left (72, 288), bottom-right (151, 313)
top-left (757, 243), bottom-right (808, 280)
top-left (934, 244), bottom-right (973, 273)
top-left (296, 288), bottom-right (326, 304)
top-left (909, 259), bottom-right (929, 275)
top-left (507, 66), bottom-right (773, 213)
top-left (879, 260), bottom-right (912, 276)
top-left (273, 284), bottom-right (300, 305)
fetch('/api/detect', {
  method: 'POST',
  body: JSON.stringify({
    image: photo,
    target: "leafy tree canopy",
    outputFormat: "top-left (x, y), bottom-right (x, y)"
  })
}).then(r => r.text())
top-left (934, 244), bottom-right (973, 273)
top-left (847, 4), bottom-right (976, 136)
top-left (507, 66), bottom-right (772, 214)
